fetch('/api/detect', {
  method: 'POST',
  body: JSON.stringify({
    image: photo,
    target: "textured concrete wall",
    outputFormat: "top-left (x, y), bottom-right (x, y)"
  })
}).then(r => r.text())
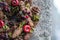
top-left (30, 0), bottom-right (53, 40)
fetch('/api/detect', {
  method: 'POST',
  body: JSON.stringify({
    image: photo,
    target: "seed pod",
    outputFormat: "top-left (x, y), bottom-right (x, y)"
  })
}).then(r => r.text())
top-left (24, 33), bottom-right (32, 40)
top-left (28, 18), bottom-right (34, 27)
top-left (8, 32), bottom-right (12, 37)
top-left (0, 28), bottom-right (4, 32)
top-left (18, 0), bottom-right (22, 2)
top-left (25, 15), bottom-right (34, 27)
top-left (12, 27), bottom-right (22, 38)
top-left (18, 36), bottom-right (23, 40)
top-left (19, 1), bottom-right (24, 6)
top-left (31, 6), bottom-right (39, 14)
top-left (5, 0), bottom-right (11, 5)
top-left (28, 0), bottom-right (32, 6)
top-left (26, 9), bottom-right (32, 17)
top-left (12, 25), bottom-right (17, 29)
top-left (0, 11), bottom-right (4, 19)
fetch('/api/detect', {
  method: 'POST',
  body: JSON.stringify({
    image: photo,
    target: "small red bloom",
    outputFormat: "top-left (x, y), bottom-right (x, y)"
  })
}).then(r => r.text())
top-left (25, 15), bottom-right (29, 18)
top-left (23, 25), bottom-right (31, 33)
top-left (0, 20), bottom-right (5, 28)
top-left (11, 0), bottom-right (19, 6)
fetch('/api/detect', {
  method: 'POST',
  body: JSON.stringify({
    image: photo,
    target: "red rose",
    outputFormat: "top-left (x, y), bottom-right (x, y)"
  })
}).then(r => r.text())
top-left (23, 25), bottom-right (31, 33)
top-left (11, 0), bottom-right (19, 6)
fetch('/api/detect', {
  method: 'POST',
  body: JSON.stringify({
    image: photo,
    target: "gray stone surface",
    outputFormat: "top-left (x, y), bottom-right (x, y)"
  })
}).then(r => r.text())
top-left (29, 0), bottom-right (53, 40)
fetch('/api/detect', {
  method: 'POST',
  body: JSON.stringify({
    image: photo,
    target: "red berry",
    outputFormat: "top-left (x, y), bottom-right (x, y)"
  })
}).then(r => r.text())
top-left (12, 0), bottom-right (19, 6)
top-left (0, 20), bottom-right (5, 28)
top-left (23, 25), bottom-right (31, 33)
top-left (25, 15), bottom-right (29, 18)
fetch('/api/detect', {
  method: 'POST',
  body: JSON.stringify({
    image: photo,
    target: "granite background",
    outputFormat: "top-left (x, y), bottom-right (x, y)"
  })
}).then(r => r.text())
top-left (29, 0), bottom-right (54, 40)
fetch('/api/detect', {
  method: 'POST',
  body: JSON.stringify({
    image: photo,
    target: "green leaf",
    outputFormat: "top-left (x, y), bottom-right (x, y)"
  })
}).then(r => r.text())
top-left (30, 28), bottom-right (34, 33)
top-left (3, 25), bottom-right (9, 30)
top-left (32, 15), bottom-right (39, 21)
top-left (19, 21), bottom-right (26, 28)
top-left (0, 0), bottom-right (2, 2)
top-left (25, 3), bottom-right (30, 9)
top-left (8, 32), bottom-right (12, 37)
top-left (11, 6), bottom-right (19, 13)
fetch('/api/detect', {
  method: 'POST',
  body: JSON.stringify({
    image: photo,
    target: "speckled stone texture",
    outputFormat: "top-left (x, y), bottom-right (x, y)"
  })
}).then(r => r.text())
top-left (30, 0), bottom-right (53, 40)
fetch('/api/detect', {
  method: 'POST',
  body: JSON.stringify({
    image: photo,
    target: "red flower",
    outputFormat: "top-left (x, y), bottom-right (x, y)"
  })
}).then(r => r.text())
top-left (23, 25), bottom-right (31, 33)
top-left (0, 20), bottom-right (5, 28)
top-left (25, 15), bottom-right (29, 18)
top-left (11, 0), bottom-right (19, 6)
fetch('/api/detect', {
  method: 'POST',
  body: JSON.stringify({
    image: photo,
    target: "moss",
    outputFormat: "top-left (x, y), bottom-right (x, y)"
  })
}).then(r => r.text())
top-left (3, 25), bottom-right (9, 30)
top-left (11, 6), bottom-right (19, 14)
top-left (32, 15), bottom-right (39, 21)
top-left (8, 32), bottom-right (12, 37)
top-left (0, 0), bottom-right (2, 2)
top-left (19, 21), bottom-right (26, 28)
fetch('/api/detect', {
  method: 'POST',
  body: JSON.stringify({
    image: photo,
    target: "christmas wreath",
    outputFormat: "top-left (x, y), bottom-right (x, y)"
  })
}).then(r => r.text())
top-left (0, 0), bottom-right (40, 40)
